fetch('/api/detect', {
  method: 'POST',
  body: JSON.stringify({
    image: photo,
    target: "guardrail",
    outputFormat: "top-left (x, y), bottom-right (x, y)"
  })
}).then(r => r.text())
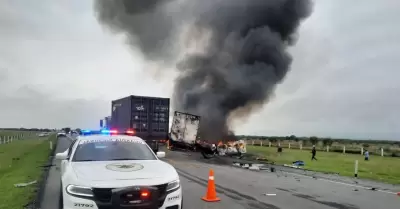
top-left (0, 132), bottom-right (47, 144)
top-left (248, 140), bottom-right (399, 157)
top-left (0, 134), bottom-right (24, 144)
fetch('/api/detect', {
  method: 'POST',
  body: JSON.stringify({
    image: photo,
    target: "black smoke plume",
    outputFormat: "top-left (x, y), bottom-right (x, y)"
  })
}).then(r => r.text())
top-left (94, 0), bottom-right (313, 142)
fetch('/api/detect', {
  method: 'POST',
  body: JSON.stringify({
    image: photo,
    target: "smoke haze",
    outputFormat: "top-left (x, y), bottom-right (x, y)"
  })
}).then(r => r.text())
top-left (94, 0), bottom-right (313, 141)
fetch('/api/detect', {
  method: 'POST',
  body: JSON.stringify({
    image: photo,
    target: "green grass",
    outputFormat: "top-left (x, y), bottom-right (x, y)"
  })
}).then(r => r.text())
top-left (247, 145), bottom-right (400, 185)
top-left (0, 134), bottom-right (56, 209)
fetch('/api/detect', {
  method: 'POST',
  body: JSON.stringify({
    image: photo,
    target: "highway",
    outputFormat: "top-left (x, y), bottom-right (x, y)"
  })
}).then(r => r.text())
top-left (40, 137), bottom-right (399, 209)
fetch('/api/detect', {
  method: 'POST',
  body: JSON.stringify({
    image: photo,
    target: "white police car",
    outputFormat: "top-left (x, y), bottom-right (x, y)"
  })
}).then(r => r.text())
top-left (56, 133), bottom-right (182, 209)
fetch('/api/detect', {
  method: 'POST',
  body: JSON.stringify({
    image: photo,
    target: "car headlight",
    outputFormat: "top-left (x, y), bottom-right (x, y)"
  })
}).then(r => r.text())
top-left (66, 185), bottom-right (94, 197)
top-left (166, 179), bottom-right (180, 192)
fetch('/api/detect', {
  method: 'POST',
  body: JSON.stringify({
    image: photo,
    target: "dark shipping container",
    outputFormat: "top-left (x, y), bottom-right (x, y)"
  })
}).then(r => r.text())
top-left (111, 95), bottom-right (170, 141)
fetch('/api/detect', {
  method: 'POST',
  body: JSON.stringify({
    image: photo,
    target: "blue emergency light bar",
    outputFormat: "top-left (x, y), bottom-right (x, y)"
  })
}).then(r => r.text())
top-left (80, 129), bottom-right (135, 136)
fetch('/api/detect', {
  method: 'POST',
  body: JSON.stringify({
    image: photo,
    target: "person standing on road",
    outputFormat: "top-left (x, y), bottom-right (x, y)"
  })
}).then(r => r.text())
top-left (311, 145), bottom-right (317, 161)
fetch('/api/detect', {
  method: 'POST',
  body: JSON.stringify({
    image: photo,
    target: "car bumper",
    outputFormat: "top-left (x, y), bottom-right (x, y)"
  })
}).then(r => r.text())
top-left (63, 187), bottom-right (182, 209)
top-left (63, 192), bottom-right (97, 209)
top-left (159, 187), bottom-right (182, 209)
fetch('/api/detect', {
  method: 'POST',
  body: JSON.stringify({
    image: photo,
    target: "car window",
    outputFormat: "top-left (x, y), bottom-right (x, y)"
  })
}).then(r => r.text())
top-left (71, 138), bottom-right (157, 162)
top-left (67, 140), bottom-right (77, 158)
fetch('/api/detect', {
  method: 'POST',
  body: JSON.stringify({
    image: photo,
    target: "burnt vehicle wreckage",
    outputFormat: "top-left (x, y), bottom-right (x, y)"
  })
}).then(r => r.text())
top-left (168, 111), bottom-right (247, 160)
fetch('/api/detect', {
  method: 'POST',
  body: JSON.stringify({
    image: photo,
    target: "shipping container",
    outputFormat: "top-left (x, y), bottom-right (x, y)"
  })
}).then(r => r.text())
top-left (111, 95), bottom-right (170, 141)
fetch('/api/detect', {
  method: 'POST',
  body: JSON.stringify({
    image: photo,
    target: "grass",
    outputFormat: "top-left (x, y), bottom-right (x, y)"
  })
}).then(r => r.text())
top-left (247, 145), bottom-right (400, 185)
top-left (0, 134), bottom-right (56, 209)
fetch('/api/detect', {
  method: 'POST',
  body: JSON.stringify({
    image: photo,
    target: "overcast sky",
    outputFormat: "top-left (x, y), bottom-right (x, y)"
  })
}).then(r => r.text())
top-left (0, 0), bottom-right (399, 140)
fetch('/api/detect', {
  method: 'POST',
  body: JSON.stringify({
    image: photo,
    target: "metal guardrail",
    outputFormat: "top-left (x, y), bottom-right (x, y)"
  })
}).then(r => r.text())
top-left (0, 132), bottom-right (50, 144)
top-left (0, 134), bottom-right (25, 144)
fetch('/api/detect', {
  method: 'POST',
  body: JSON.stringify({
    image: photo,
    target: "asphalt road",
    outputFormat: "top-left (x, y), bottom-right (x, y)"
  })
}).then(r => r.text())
top-left (165, 151), bottom-right (400, 209)
top-left (40, 137), bottom-right (399, 209)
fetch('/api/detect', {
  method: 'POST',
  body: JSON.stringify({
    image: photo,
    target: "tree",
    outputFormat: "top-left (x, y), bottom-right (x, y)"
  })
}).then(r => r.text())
top-left (269, 138), bottom-right (277, 143)
top-left (290, 135), bottom-right (298, 142)
top-left (309, 136), bottom-right (319, 145)
top-left (322, 138), bottom-right (333, 146)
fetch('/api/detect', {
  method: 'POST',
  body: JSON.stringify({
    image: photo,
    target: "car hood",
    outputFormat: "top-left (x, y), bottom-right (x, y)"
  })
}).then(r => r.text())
top-left (71, 160), bottom-right (176, 182)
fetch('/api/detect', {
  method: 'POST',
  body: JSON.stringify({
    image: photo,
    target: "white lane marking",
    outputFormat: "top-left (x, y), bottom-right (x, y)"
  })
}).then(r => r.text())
top-left (284, 172), bottom-right (398, 195)
top-left (264, 193), bottom-right (277, 196)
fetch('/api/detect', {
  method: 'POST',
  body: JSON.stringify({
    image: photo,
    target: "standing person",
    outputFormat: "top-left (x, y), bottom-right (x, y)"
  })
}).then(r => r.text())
top-left (311, 145), bottom-right (317, 160)
top-left (364, 150), bottom-right (370, 161)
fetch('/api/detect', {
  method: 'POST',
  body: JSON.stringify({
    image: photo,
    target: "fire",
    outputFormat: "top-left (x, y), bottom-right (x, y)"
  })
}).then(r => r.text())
top-left (217, 140), bottom-right (245, 149)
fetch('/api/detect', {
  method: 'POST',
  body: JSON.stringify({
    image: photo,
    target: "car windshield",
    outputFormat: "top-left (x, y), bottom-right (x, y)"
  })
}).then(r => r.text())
top-left (72, 138), bottom-right (157, 162)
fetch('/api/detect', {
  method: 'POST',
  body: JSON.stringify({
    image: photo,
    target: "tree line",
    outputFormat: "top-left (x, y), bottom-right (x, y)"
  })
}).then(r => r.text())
top-left (0, 128), bottom-right (54, 132)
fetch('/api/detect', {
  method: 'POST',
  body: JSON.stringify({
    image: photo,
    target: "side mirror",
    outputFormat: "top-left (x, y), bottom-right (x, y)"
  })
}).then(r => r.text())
top-left (156, 151), bottom-right (166, 158)
top-left (55, 152), bottom-right (68, 160)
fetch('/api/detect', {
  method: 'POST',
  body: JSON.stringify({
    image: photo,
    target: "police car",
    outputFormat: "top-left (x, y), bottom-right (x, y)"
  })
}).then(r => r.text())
top-left (56, 129), bottom-right (182, 209)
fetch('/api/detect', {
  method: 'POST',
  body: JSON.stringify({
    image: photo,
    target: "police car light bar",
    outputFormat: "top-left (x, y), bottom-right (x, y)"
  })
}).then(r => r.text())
top-left (100, 129), bottom-right (110, 134)
top-left (80, 129), bottom-right (134, 136)
top-left (82, 130), bottom-right (92, 133)
top-left (100, 129), bottom-right (118, 134)
top-left (126, 129), bottom-right (135, 135)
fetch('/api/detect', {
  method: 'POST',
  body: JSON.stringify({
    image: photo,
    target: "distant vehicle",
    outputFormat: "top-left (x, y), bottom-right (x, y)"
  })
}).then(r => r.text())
top-left (57, 132), bottom-right (67, 137)
top-left (55, 133), bottom-right (182, 209)
top-left (110, 95), bottom-right (170, 153)
top-left (100, 116), bottom-right (112, 129)
top-left (38, 132), bottom-right (50, 137)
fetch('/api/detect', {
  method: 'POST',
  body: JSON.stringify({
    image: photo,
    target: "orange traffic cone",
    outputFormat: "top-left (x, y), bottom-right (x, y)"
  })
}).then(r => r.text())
top-left (201, 169), bottom-right (220, 202)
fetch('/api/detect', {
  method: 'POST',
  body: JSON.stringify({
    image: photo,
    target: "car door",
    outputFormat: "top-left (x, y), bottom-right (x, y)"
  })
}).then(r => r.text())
top-left (56, 148), bottom-right (68, 170)
top-left (61, 140), bottom-right (77, 175)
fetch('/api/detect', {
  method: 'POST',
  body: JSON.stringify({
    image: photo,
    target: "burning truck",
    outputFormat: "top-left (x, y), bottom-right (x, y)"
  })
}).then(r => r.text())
top-left (168, 111), bottom-right (246, 158)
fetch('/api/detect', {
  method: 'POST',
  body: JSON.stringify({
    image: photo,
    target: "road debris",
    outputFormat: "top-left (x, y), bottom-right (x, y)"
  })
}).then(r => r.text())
top-left (249, 166), bottom-right (260, 171)
top-left (14, 180), bottom-right (37, 187)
